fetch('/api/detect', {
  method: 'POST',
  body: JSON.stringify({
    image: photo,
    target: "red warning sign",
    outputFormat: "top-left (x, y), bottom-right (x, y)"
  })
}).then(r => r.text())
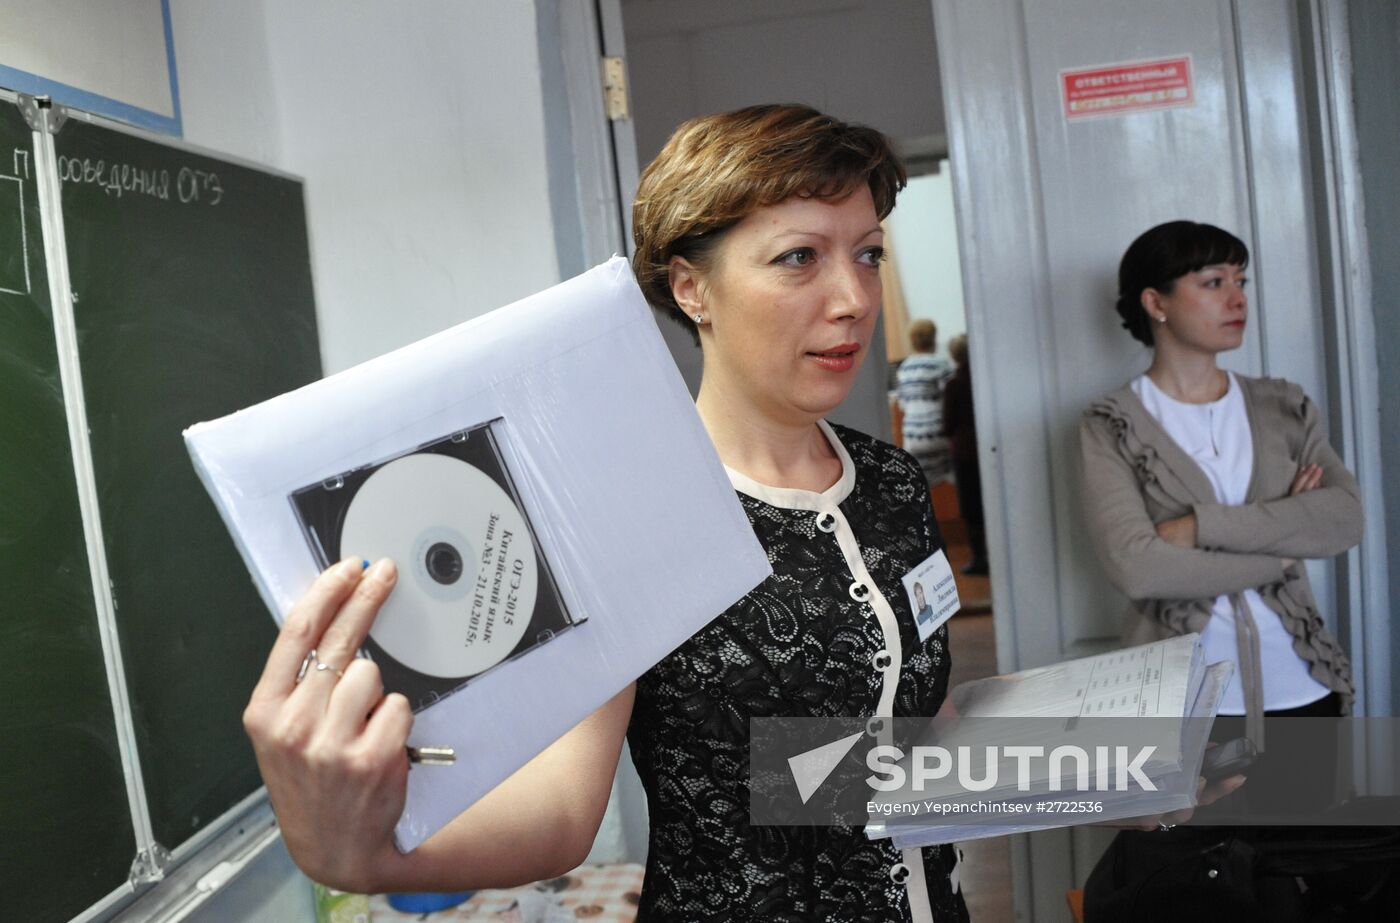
top-left (1061, 56), bottom-right (1194, 120)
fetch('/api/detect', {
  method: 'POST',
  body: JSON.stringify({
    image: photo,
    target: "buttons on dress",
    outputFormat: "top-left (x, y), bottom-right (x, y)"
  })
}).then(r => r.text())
top-left (888, 862), bottom-right (911, 884)
top-left (848, 581), bottom-right (871, 602)
top-left (866, 716), bottom-right (886, 737)
top-left (871, 650), bottom-right (892, 671)
top-left (816, 512), bottom-right (838, 533)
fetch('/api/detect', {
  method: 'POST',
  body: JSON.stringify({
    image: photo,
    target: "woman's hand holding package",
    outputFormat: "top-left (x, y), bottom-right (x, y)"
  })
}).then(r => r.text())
top-left (242, 557), bottom-right (411, 892)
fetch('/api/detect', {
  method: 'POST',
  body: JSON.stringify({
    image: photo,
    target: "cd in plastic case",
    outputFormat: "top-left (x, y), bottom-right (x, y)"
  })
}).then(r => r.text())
top-left (290, 419), bottom-right (580, 711)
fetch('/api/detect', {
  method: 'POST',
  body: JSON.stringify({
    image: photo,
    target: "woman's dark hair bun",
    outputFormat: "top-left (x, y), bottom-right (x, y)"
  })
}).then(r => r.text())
top-left (1116, 220), bottom-right (1249, 348)
top-left (1115, 291), bottom-right (1156, 346)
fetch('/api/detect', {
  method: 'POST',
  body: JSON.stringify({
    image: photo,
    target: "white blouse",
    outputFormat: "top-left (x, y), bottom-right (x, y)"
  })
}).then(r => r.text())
top-left (1132, 372), bottom-right (1330, 713)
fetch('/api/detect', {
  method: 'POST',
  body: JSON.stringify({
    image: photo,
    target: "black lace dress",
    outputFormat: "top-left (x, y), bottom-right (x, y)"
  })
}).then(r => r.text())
top-left (627, 423), bottom-right (970, 922)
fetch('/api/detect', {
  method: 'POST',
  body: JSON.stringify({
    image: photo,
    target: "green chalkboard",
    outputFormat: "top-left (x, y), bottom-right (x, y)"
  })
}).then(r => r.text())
top-left (56, 119), bottom-right (322, 851)
top-left (0, 105), bottom-right (136, 920)
top-left (1, 98), bottom-right (321, 923)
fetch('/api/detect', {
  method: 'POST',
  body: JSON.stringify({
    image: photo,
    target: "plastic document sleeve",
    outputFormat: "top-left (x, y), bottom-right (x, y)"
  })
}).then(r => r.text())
top-left (184, 257), bottom-right (771, 850)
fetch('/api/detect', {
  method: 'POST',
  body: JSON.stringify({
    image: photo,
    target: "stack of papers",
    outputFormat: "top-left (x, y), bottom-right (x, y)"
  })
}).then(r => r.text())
top-left (867, 634), bottom-right (1232, 846)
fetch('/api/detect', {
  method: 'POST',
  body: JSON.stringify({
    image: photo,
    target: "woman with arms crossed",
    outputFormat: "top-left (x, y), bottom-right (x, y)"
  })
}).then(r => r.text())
top-left (1080, 220), bottom-right (1361, 783)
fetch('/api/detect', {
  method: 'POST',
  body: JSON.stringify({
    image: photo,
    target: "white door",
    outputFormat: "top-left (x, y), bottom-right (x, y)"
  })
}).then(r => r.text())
top-left (593, 0), bottom-right (708, 396)
top-left (933, 0), bottom-right (1387, 917)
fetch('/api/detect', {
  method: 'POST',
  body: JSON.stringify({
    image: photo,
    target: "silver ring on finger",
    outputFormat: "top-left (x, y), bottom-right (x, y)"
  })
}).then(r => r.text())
top-left (1158, 822), bottom-right (1177, 833)
top-left (296, 648), bottom-right (318, 684)
top-left (315, 659), bottom-right (345, 679)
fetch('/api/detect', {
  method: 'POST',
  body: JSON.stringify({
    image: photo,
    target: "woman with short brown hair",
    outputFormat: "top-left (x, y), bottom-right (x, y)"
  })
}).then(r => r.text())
top-left (245, 103), bottom-right (968, 920)
top-left (627, 107), bottom-right (966, 917)
top-left (631, 103), bottom-right (904, 333)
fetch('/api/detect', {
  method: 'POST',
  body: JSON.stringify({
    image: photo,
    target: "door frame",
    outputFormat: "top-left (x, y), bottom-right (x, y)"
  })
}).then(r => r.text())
top-left (931, 0), bottom-right (1388, 917)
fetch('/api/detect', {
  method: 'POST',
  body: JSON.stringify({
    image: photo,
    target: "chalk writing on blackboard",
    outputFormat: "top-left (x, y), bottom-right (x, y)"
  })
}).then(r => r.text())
top-left (1, 150), bottom-right (31, 296)
top-left (176, 166), bottom-right (224, 204)
top-left (57, 155), bottom-right (223, 205)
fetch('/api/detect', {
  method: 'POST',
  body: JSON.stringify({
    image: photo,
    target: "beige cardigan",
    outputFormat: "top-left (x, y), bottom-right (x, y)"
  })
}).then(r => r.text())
top-left (1079, 374), bottom-right (1361, 748)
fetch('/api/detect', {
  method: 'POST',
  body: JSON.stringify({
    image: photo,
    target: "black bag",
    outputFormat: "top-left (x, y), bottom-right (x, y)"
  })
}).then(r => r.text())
top-left (1083, 822), bottom-right (1400, 923)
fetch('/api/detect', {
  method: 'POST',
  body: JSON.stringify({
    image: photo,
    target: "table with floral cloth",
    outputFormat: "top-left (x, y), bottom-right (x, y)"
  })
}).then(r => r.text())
top-left (367, 864), bottom-right (643, 922)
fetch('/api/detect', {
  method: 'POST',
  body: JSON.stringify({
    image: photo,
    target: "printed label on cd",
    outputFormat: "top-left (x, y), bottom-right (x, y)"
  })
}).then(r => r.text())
top-left (288, 418), bottom-right (581, 711)
top-left (340, 453), bottom-right (538, 677)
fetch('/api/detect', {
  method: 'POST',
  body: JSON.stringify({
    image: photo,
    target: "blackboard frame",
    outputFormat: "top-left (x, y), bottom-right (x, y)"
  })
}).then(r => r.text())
top-left (1, 89), bottom-right (320, 923)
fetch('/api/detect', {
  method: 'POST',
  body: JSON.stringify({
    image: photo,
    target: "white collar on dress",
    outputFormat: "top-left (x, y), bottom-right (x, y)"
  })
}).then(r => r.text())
top-left (722, 419), bottom-right (856, 511)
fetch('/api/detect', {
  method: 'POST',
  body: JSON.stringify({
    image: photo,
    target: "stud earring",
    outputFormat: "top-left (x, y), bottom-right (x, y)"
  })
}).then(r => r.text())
top-left (693, 313), bottom-right (704, 324)
top-left (1156, 315), bottom-right (1167, 324)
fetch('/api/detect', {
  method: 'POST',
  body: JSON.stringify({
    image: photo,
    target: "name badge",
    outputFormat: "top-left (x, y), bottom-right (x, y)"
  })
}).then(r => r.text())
top-left (901, 548), bottom-right (960, 642)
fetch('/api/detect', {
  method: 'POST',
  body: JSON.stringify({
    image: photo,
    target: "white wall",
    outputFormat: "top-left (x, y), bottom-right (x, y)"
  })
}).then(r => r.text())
top-left (885, 165), bottom-right (967, 356)
top-left (621, 0), bottom-right (945, 166)
top-left (170, 1), bottom-right (281, 164)
top-left (175, 0), bottom-right (561, 376)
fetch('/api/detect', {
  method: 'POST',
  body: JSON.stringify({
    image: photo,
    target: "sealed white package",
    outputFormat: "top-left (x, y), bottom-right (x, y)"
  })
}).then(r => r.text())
top-left (184, 257), bottom-right (771, 850)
